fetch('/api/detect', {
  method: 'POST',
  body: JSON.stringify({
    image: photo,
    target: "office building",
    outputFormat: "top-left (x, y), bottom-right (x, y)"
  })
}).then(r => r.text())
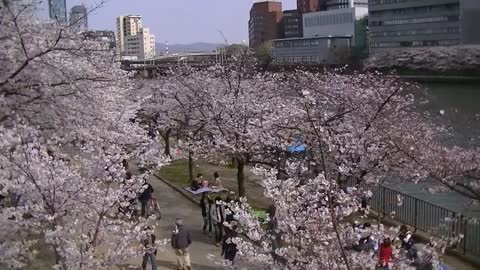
top-left (69, 5), bottom-right (88, 32)
top-left (249, 0), bottom-right (283, 49)
top-left (303, 7), bottom-right (368, 45)
top-left (48, 0), bottom-right (67, 23)
top-left (83, 31), bottom-right (116, 48)
top-left (326, 0), bottom-right (368, 10)
top-left (369, 0), bottom-right (480, 52)
top-left (297, 0), bottom-right (319, 13)
top-left (283, 10), bottom-right (302, 38)
top-left (271, 36), bottom-right (352, 65)
top-left (116, 15), bottom-right (155, 60)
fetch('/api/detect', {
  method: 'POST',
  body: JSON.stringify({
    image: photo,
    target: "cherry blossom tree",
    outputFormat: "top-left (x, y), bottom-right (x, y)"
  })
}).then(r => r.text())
top-left (222, 70), bottom-right (468, 269)
top-left (162, 49), bottom-right (294, 196)
top-left (135, 71), bottom-right (213, 180)
top-left (0, 1), bottom-right (166, 269)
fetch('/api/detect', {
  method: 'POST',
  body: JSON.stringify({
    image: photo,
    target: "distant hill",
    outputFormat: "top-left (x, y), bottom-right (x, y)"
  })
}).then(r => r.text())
top-left (155, 42), bottom-right (222, 54)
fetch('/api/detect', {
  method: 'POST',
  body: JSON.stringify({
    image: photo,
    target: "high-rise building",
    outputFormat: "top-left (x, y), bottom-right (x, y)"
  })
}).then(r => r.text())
top-left (116, 15), bottom-right (155, 60)
top-left (69, 5), bottom-right (88, 32)
top-left (248, 0), bottom-right (283, 49)
top-left (297, 0), bottom-right (319, 13)
top-left (283, 10), bottom-right (302, 38)
top-left (48, 0), bottom-right (67, 23)
top-left (368, 0), bottom-right (480, 53)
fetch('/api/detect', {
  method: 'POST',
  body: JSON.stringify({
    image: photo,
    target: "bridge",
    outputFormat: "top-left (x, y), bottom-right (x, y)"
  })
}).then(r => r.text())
top-left (120, 52), bottom-right (231, 72)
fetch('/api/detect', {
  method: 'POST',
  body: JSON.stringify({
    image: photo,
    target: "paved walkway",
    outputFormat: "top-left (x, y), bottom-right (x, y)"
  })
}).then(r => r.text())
top-left (116, 176), bottom-right (227, 270)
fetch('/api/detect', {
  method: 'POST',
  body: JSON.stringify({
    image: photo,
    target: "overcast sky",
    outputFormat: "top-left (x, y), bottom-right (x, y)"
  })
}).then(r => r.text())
top-left (59, 0), bottom-right (296, 44)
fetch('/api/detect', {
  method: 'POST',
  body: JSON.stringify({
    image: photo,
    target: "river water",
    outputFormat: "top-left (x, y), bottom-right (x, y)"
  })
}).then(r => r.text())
top-left (419, 82), bottom-right (480, 147)
top-left (387, 82), bottom-right (480, 217)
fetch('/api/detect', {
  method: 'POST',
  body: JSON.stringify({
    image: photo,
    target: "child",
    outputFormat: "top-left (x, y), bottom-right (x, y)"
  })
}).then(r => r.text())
top-left (378, 238), bottom-right (393, 270)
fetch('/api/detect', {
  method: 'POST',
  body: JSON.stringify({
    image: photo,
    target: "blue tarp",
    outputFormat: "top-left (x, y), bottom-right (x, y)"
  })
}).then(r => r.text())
top-left (287, 143), bottom-right (306, 153)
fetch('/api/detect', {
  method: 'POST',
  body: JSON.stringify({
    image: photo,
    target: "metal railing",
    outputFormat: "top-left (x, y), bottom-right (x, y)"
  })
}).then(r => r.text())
top-left (357, 183), bottom-right (480, 257)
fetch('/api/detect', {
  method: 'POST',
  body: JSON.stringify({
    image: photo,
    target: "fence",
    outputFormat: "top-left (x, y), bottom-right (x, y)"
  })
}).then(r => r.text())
top-left (360, 184), bottom-right (480, 258)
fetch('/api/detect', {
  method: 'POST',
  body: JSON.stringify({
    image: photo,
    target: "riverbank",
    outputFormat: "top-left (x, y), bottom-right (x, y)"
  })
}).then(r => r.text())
top-left (399, 75), bottom-right (480, 83)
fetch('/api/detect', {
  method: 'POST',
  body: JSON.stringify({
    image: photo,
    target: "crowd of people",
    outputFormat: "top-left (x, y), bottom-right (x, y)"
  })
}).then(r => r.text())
top-left (122, 159), bottom-right (238, 270)
top-left (200, 191), bottom-right (239, 259)
top-left (164, 190), bottom-right (238, 270)
top-left (350, 222), bottom-right (448, 270)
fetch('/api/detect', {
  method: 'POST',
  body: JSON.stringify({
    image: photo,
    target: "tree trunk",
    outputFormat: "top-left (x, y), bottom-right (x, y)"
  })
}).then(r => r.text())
top-left (237, 158), bottom-right (245, 197)
top-left (162, 128), bottom-right (171, 157)
top-left (188, 151), bottom-right (194, 182)
top-left (275, 150), bottom-right (288, 180)
top-left (230, 157), bottom-right (237, 168)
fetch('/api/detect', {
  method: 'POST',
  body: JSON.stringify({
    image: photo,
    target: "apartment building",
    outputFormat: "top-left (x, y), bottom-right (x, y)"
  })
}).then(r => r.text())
top-left (116, 15), bottom-right (155, 60)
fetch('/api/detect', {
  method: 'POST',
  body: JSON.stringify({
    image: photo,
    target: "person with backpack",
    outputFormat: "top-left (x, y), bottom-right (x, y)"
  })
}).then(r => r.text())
top-left (211, 196), bottom-right (226, 246)
top-left (139, 180), bottom-right (154, 217)
top-left (142, 226), bottom-right (158, 270)
top-left (171, 218), bottom-right (192, 270)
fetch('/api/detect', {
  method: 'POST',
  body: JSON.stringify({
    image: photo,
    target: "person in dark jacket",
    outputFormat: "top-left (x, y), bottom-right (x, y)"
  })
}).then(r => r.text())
top-left (142, 226), bottom-right (158, 270)
top-left (200, 193), bottom-right (213, 235)
top-left (222, 226), bottom-right (238, 264)
top-left (139, 181), bottom-right (154, 217)
top-left (211, 196), bottom-right (226, 246)
top-left (171, 218), bottom-right (192, 270)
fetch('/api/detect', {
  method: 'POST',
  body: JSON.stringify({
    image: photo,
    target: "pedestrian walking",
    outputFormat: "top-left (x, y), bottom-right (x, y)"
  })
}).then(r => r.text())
top-left (211, 196), bottom-right (226, 246)
top-left (171, 218), bottom-right (192, 270)
top-left (139, 180), bottom-right (154, 217)
top-left (200, 192), bottom-right (213, 235)
top-left (142, 226), bottom-right (158, 270)
top-left (222, 226), bottom-right (238, 264)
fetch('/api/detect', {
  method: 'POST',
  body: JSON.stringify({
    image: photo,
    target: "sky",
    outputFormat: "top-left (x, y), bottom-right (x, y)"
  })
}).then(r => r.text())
top-left (63, 0), bottom-right (297, 44)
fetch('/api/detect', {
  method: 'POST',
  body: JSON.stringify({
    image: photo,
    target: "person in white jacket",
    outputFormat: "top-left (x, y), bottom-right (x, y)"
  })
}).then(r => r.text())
top-left (210, 196), bottom-right (226, 246)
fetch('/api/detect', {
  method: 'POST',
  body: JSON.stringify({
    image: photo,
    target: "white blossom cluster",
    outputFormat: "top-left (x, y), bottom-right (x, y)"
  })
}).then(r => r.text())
top-left (0, 1), bottom-right (167, 269)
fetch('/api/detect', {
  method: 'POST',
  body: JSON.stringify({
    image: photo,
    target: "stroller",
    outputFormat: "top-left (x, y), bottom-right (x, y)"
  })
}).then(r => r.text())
top-left (146, 197), bottom-right (162, 220)
top-left (118, 197), bottom-right (139, 217)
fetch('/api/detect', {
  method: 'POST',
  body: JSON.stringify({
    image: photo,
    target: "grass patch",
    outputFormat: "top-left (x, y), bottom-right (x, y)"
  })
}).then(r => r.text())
top-left (157, 159), bottom-right (271, 210)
